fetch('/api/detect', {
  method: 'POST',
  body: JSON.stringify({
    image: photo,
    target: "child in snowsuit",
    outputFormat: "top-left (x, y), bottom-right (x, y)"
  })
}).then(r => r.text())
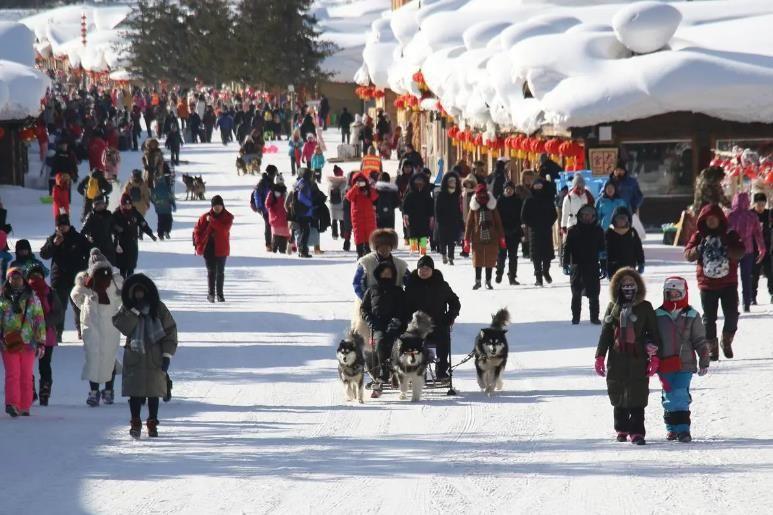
top-left (10, 239), bottom-right (49, 279)
top-left (266, 178), bottom-right (291, 253)
top-left (654, 276), bottom-right (710, 443)
top-left (151, 171), bottom-right (176, 240)
top-left (563, 205), bottom-right (605, 324)
top-left (685, 204), bottom-right (745, 361)
top-left (751, 192), bottom-right (772, 304)
top-left (605, 206), bottom-right (645, 279)
top-left (327, 166), bottom-right (347, 239)
top-left (311, 145), bottom-right (325, 183)
top-left (595, 268), bottom-right (661, 445)
top-left (302, 135), bottom-right (317, 169)
top-left (360, 261), bottom-right (406, 390)
top-left (52, 172), bottom-right (71, 221)
top-left (727, 191), bottom-right (766, 312)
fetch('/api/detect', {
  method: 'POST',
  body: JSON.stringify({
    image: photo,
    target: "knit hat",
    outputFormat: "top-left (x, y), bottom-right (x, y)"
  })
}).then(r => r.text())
top-left (211, 195), bottom-right (224, 207)
top-left (24, 262), bottom-right (46, 280)
top-left (120, 193), bottom-right (133, 205)
top-left (417, 255), bottom-right (435, 270)
top-left (753, 192), bottom-right (767, 203)
top-left (333, 165), bottom-right (344, 177)
top-left (663, 276), bottom-right (688, 312)
top-left (55, 213), bottom-right (71, 226)
top-left (6, 266), bottom-right (23, 280)
top-left (15, 239), bottom-right (31, 256)
top-left (87, 248), bottom-right (112, 276)
top-left (572, 174), bottom-right (585, 188)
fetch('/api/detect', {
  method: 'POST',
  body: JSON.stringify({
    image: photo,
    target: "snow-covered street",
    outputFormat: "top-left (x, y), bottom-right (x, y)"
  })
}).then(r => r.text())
top-left (2, 133), bottom-right (773, 515)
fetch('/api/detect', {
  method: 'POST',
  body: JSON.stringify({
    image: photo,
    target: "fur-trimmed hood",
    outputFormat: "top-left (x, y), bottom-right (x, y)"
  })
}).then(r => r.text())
top-left (609, 267), bottom-right (646, 305)
top-left (122, 273), bottom-right (161, 319)
top-left (375, 181), bottom-right (398, 192)
top-left (327, 175), bottom-right (347, 188)
top-left (470, 194), bottom-right (497, 211)
top-left (462, 175), bottom-right (478, 191)
top-left (369, 228), bottom-right (399, 250)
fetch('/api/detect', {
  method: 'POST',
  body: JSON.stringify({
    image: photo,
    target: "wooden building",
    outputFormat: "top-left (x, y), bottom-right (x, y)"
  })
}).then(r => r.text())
top-left (0, 122), bottom-right (29, 186)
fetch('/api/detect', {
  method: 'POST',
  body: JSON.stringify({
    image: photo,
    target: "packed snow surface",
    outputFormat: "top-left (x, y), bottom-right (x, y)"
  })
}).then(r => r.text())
top-left (3, 131), bottom-right (773, 514)
top-left (361, 0), bottom-right (773, 132)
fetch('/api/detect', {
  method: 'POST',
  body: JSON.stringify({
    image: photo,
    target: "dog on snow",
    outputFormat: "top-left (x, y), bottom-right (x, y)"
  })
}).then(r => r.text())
top-left (337, 332), bottom-right (366, 403)
top-left (474, 308), bottom-right (510, 396)
top-left (391, 311), bottom-right (434, 402)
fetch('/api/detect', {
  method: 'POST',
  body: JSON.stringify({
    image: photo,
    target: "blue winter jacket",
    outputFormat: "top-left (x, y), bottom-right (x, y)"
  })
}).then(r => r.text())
top-left (152, 180), bottom-right (177, 215)
top-left (595, 195), bottom-right (629, 230)
top-left (294, 179), bottom-right (314, 218)
top-left (311, 154), bottom-right (326, 170)
top-left (608, 174), bottom-right (643, 212)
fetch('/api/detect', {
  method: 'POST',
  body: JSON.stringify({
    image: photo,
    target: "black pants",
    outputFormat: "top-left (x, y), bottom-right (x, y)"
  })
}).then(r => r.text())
top-left (700, 286), bottom-right (739, 340)
top-left (205, 256), bottom-right (227, 296)
top-left (533, 258), bottom-right (551, 279)
top-left (497, 236), bottom-right (520, 279)
top-left (261, 212), bottom-right (272, 247)
top-left (132, 128), bottom-right (141, 150)
top-left (475, 267), bottom-right (493, 283)
top-left (440, 241), bottom-right (456, 261)
top-left (752, 253), bottom-right (772, 298)
top-left (331, 219), bottom-right (340, 239)
top-left (157, 213), bottom-right (173, 236)
top-left (272, 235), bottom-right (288, 253)
top-left (614, 407), bottom-right (645, 436)
top-left (130, 396), bottom-right (159, 419)
top-left (297, 218), bottom-right (311, 254)
top-left (570, 265), bottom-right (600, 321)
top-left (170, 148), bottom-right (180, 165)
top-left (38, 346), bottom-right (54, 384)
top-left (90, 367), bottom-right (116, 392)
top-left (356, 243), bottom-right (369, 258)
top-left (53, 281), bottom-right (77, 340)
top-left (342, 129), bottom-right (350, 144)
top-left (220, 128), bottom-right (230, 145)
top-left (372, 331), bottom-right (394, 382)
top-left (428, 330), bottom-right (451, 378)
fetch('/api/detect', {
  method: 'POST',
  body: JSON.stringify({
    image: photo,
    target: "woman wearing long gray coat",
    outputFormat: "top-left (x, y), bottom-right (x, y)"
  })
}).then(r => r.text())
top-left (113, 273), bottom-right (177, 439)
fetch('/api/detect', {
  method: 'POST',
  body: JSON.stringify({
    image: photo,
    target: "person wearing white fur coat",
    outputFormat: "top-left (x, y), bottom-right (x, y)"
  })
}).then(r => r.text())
top-left (71, 248), bottom-right (123, 407)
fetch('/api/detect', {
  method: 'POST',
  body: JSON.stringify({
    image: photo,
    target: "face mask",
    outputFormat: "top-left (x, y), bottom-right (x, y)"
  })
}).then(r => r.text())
top-left (357, 181), bottom-right (367, 188)
top-left (273, 191), bottom-right (282, 198)
top-left (447, 186), bottom-right (456, 193)
top-left (620, 283), bottom-right (637, 302)
top-left (377, 274), bottom-right (393, 285)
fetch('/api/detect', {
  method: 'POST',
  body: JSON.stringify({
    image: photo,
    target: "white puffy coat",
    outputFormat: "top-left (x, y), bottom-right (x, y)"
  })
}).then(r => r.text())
top-left (71, 271), bottom-right (124, 383)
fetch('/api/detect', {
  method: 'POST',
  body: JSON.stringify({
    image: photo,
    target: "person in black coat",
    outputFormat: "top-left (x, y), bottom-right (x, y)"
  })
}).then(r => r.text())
top-left (165, 124), bottom-right (183, 165)
top-left (605, 205), bottom-right (645, 279)
top-left (538, 153), bottom-right (562, 199)
top-left (77, 169), bottom-right (113, 222)
top-left (486, 159), bottom-right (509, 200)
top-left (188, 111), bottom-right (202, 143)
top-left (338, 107), bottom-right (354, 144)
top-left (404, 255), bottom-right (461, 379)
top-left (113, 193), bottom-right (156, 278)
top-left (375, 172), bottom-right (400, 229)
top-left (49, 141), bottom-right (79, 194)
top-left (81, 195), bottom-right (118, 265)
top-left (39, 213), bottom-right (91, 340)
top-left (521, 178), bottom-right (558, 286)
top-left (401, 173), bottom-right (434, 254)
top-left (434, 172), bottom-right (463, 265)
top-left (360, 261), bottom-right (407, 385)
top-left (401, 143), bottom-right (424, 170)
top-left (562, 205), bottom-right (605, 325)
top-left (496, 181), bottom-right (524, 285)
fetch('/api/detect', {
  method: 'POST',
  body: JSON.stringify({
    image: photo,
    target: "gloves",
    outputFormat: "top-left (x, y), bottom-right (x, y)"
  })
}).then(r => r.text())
top-left (499, 237), bottom-right (506, 250)
top-left (463, 240), bottom-right (471, 254)
top-left (594, 356), bottom-right (606, 377)
top-left (161, 356), bottom-right (171, 372)
top-left (563, 265), bottom-right (571, 276)
top-left (698, 367), bottom-right (709, 377)
top-left (637, 264), bottom-right (645, 274)
top-left (646, 356), bottom-right (659, 377)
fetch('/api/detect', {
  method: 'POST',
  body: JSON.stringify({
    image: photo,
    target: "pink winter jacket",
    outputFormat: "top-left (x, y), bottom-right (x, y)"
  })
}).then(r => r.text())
top-left (727, 192), bottom-right (765, 255)
top-left (265, 191), bottom-right (291, 238)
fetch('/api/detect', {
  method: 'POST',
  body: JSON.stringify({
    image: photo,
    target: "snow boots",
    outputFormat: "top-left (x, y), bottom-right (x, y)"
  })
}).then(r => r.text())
top-left (147, 418), bottom-right (159, 438)
top-left (666, 431), bottom-right (678, 441)
top-left (87, 390), bottom-right (100, 407)
top-left (721, 332), bottom-right (734, 359)
top-left (5, 404), bottom-right (19, 418)
top-left (630, 434), bottom-right (646, 445)
top-left (101, 389), bottom-right (114, 405)
top-left (38, 380), bottom-right (51, 407)
top-left (616, 432), bottom-right (628, 442)
top-left (678, 432), bottom-right (692, 443)
top-left (543, 271), bottom-right (553, 284)
top-left (130, 417), bottom-right (142, 438)
top-left (708, 338), bottom-right (719, 361)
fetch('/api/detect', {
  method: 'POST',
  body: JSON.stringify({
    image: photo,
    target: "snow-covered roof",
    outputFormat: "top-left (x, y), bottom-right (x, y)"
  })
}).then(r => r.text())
top-left (0, 22), bottom-right (50, 121)
top-left (360, 0), bottom-right (773, 132)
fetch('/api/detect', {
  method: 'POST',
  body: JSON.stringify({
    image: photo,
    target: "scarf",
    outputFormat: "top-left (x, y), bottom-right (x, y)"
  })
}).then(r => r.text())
top-left (86, 273), bottom-right (113, 304)
top-left (129, 305), bottom-right (165, 354)
top-left (615, 302), bottom-right (638, 354)
top-left (478, 208), bottom-right (493, 243)
top-left (28, 278), bottom-right (50, 315)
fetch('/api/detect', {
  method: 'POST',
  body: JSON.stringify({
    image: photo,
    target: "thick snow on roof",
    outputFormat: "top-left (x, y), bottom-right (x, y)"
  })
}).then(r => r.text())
top-left (361, 0), bottom-right (773, 132)
top-left (0, 22), bottom-right (50, 121)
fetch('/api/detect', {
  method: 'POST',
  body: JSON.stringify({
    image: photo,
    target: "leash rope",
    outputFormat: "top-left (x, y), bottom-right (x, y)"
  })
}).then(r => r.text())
top-left (450, 351), bottom-right (475, 371)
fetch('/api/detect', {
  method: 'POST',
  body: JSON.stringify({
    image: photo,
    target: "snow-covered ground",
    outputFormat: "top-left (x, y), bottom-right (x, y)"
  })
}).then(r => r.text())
top-left (2, 131), bottom-right (773, 514)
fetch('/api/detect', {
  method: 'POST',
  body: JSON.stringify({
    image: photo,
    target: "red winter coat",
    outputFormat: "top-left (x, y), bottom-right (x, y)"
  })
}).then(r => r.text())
top-left (105, 127), bottom-right (119, 149)
top-left (193, 209), bottom-right (234, 257)
top-left (346, 172), bottom-right (379, 246)
top-left (52, 175), bottom-right (70, 219)
top-left (685, 204), bottom-right (745, 291)
top-left (88, 137), bottom-right (108, 171)
top-left (302, 141), bottom-right (317, 165)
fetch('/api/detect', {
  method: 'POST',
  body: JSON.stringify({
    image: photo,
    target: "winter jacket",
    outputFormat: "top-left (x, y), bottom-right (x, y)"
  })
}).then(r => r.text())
top-left (434, 173), bottom-right (464, 244)
top-left (465, 196), bottom-right (503, 269)
top-left (486, 170), bottom-right (508, 200)
top-left (563, 209), bottom-right (605, 297)
top-left (193, 208), bottom-right (234, 258)
top-left (404, 269), bottom-right (460, 333)
top-left (346, 173), bottom-right (379, 246)
top-left (605, 206), bottom-right (645, 278)
top-left (113, 274), bottom-right (177, 398)
top-left (374, 181), bottom-right (399, 229)
top-left (311, 153), bottom-right (325, 170)
top-left (49, 149), bottom-right (78, 181)
top-left (595, 194), bottom-right (629, 230)
top-left (361, 154), bottom-right (383, 176)
top-left (123, 178), bottom-right (152, 216)
top-left (607, 173), bottom-right (643, 212)
top-left (327, 176), bottom-right (348, 221)
top-left (727, 192), bottom-right (765, 255)
top-left (755, 208), bottom-right (772, 254)
top-left (33, 284), bottom-right (63, 347)
top-left (165, 131), bottom-right (183, 151)
top-left (360, 268), bottom-right (407, 333)
top-left (0, 287), bottom-right (45, 352)
top-left (151, 179), bottom-right (176, 216)
top-left (685, 204), bottom-right (745, 290)
top-left (82, 209), bottom-right (118, 265)
top-left (142, 147), bottom-right (164, 182)
top-left (251, 173), bottom-right (274, 216)
top-left (52, 175), bottom-right (71, 219)
top-left (655, 306), bottom-right (709, 374)
top-left (288, 137), bottom-right (304, 163)
top-left (596, 270), bottom-right (661, 408)
top-left (402, 175), bottom-right (434, 239)
top-left (561, 188), bottom-right (594, 229)
top-left (353, 252), bottom-right (410, 300)
top-left (266, 189), bottom-right (291, 238)
top-left (302, 141), bottom-right (317, 165)
top-left (88, 137), bottom-right (108, 171)
top-left (113, 207), bottom-right (154, 272)
top-left (40, 228), bottom-right (90, 287)
top-left (77, 171), bottom-right (112, 200)
top-left (71, 271), bottom-right (123, 383)
top-left (395, 170), bottom-right (413, 202)
top-left (521, 181), bottom-right (557, 263)
top-left (496, 193), bottom-right (524, 239)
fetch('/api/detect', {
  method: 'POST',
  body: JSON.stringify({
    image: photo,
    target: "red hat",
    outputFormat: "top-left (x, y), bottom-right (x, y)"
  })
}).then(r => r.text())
top-left (475, 183), bottom-right (488, 194)
top-left (120, 193), bottom-right (133, 205)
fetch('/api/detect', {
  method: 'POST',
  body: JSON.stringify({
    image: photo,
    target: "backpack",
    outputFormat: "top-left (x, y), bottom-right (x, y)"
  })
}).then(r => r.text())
top-left (85, 176), bottom-right (100, 200)
top-left (701, 235), bottom-right (730, 279)
top-left (130, 185), bottom-right (142, 203)
top-left (329, 186), bottom-right (342, 205)
top-left (285, 191), bottom-right (298, 223)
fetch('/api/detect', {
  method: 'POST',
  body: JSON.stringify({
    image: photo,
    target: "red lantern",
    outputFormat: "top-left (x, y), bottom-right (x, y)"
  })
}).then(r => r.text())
top-left (545, 138), bottom-right (561, 155)
top-left (373, 89), bottom-right (385, 99)
top-left (530, 138), bottom-right (546, 154)
top-left (473, 134), bottom-right (483, 147)
top-left (412, 71), bottom-right (425, 84)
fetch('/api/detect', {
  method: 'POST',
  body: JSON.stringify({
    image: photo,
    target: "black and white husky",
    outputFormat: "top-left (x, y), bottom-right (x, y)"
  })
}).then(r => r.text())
top-left (391, 311), bottom-right (434, 401)
top-left (337, 332), bottom-right (366, 403)
top-left (474, 309), bottom-right (510, 396)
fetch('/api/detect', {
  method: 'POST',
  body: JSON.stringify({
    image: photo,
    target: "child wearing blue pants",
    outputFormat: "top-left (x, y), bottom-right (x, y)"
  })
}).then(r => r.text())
top-left (655, 276), bottom-right (710, 443)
